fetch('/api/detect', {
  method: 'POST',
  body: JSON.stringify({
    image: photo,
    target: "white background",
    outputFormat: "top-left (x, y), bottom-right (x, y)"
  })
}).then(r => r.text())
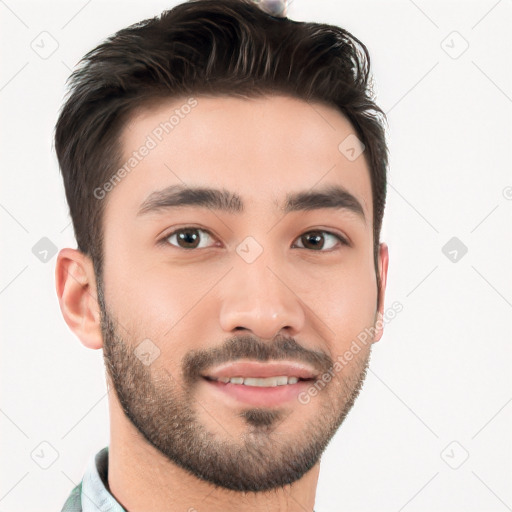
top-left (1, 1), bottom-right (511, 511)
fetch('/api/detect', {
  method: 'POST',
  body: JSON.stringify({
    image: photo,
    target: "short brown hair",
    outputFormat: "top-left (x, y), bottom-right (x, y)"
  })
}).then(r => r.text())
top-left (54, 0), bottom-right (388, 304)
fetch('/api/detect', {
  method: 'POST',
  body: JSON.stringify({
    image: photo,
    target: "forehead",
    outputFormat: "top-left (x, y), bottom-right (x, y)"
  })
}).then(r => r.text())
top-left (109, 94), bottom-right (372, 223)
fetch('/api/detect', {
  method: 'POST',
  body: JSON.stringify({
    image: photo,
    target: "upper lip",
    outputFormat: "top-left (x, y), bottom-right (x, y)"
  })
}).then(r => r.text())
top-left (201, 361), bottom-right (318, 380)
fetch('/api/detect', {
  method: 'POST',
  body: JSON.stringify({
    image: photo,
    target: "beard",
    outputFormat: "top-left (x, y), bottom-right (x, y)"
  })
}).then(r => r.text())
top-left (97, 278), bottom-right (372, 492)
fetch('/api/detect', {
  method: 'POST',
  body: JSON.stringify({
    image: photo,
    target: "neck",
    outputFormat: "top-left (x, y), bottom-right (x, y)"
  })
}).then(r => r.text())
top-left (107, 393), bottom-right (319, 512)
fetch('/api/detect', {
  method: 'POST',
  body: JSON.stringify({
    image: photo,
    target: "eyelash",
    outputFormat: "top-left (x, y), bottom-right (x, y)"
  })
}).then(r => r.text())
top-left (158, 226), bottom-right (350, 252)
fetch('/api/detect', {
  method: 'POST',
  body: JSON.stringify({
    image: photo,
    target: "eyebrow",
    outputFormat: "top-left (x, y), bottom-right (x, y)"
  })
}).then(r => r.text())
top-left (137, 184), bottom-right (366, 224)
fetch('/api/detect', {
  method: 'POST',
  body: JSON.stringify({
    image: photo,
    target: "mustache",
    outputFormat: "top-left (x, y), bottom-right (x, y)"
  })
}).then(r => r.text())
top-left (182, 334), bottom-right (333, 384)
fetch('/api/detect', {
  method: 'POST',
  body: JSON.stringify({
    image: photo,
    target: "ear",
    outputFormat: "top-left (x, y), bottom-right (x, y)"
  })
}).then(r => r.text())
top-left (55, 248), bottom-right (103, 350)
top-left (372, 242), bottom-right (389, 343)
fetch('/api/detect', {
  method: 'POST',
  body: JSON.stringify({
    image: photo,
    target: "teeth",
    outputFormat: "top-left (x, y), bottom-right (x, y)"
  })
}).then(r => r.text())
top-left (212, 376), bottom-right (301, 386)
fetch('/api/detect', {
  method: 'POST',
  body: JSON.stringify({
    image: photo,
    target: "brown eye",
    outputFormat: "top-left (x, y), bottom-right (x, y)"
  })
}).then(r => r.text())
top-left (294, 230), bottom-right (347, 251)
top-left (165, 228), bottom-right (215, 249)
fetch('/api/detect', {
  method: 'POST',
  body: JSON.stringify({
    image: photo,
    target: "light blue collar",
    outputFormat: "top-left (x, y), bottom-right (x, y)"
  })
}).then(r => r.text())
top-left (81, 447), bottom-right (126, 512)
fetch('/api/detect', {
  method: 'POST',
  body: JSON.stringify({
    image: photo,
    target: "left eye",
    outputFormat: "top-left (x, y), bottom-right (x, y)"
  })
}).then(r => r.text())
top-left (292, 230), bottom-right (347, 251)
top-left (162, 227), bottom-right (347, 251)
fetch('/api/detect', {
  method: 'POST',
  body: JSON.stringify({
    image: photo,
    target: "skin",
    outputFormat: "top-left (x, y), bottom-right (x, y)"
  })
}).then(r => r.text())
top-left (56, 95), bottom-right (389, 512)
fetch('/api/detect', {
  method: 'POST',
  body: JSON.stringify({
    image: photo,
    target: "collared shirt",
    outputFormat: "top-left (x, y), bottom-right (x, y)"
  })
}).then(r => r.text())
top-left (61, 446), bottom-right (318, 512)
top-left (60, 446), bottom-right (126, 512)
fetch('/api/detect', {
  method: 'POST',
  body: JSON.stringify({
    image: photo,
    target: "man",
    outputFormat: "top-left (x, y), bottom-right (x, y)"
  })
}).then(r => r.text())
top-left (54, 0), bottom-right (389, 510)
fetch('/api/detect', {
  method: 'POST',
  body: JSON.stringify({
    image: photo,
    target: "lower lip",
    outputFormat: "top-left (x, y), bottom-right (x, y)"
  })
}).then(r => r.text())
top-left (202, 377), bottom-right (313, 407)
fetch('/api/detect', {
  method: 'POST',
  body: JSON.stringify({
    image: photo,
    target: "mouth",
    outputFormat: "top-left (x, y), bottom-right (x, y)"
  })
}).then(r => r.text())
top-left (200, 360), bottom-right (318, 407)
top-left (203, 375), bottom-right (311, 386)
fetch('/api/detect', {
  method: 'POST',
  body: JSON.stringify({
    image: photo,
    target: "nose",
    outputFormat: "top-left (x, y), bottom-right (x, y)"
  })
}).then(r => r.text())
top-left (219, 255), bottom-right (305, 341)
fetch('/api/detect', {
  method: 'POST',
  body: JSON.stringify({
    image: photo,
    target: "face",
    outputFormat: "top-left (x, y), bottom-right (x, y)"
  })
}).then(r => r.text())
top-left (97, 95), bottom-right (385, 491)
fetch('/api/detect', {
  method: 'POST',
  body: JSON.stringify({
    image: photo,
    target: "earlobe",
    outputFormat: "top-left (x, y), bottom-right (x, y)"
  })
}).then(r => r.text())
top-left (373, 242), bottom-right (389, 343)
top-left (55, 248), bottom-right (103, 350)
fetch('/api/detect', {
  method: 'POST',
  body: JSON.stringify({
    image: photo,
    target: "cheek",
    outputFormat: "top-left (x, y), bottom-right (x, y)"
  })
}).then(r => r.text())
top-left (307, 259), bottom-right (378, 346)
top-left (103, 249), bottom-right (221, 350)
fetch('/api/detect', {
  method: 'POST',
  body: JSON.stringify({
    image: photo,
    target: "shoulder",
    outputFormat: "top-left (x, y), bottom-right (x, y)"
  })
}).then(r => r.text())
top-left (60, 480), bottom-right (82, 512)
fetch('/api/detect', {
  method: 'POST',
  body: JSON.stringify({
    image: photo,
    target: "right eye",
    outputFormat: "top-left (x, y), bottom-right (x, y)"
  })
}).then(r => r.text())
top-left (161, 227), bottom-right (218, 250)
